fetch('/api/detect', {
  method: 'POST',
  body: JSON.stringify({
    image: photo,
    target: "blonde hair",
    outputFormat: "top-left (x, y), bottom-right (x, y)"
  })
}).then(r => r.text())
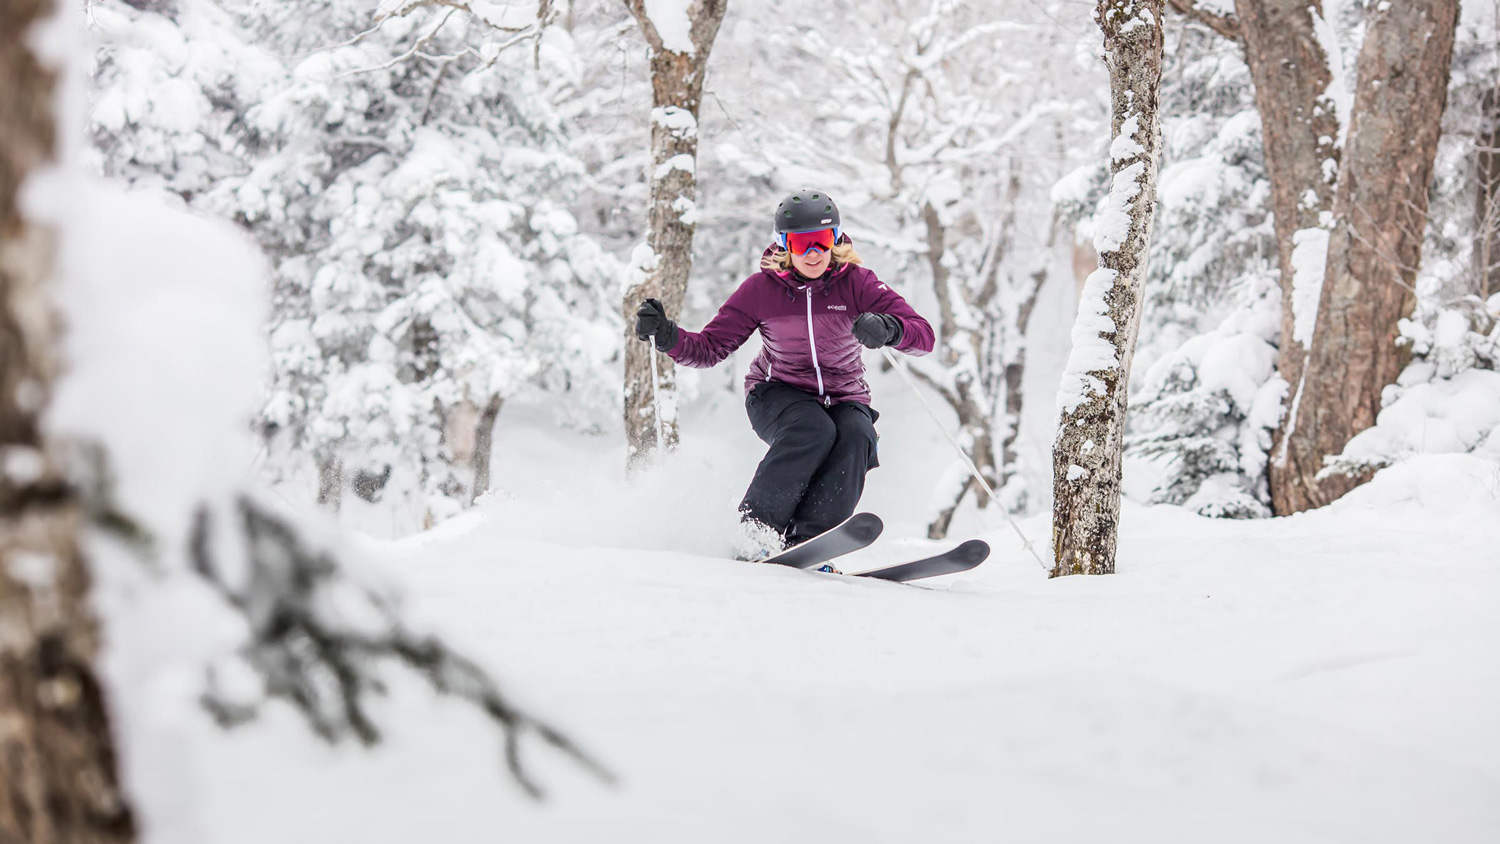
top-left (761, 241), bottom-right (863, 273)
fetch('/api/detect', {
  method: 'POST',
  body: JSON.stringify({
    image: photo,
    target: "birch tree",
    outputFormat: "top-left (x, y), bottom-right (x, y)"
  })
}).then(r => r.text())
top-left (1, 0), bottom-right (137, 838)
top-left (1052, 0), bottom-right (1165, 577)
top-left (621, 0), bottom-right (727, 470)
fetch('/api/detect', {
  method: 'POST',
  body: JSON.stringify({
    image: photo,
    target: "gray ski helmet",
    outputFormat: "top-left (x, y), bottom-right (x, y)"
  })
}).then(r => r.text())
top-left (773, 189), bottom-right (841, 235)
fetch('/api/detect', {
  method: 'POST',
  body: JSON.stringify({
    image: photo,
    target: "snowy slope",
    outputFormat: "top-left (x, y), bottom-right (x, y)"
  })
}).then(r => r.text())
top-left (114, 453), bottom-right (1500, 844)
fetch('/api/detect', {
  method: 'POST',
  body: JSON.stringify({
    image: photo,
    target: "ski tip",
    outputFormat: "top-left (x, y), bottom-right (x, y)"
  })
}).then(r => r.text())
top-left (954, 539), bottom-right (989, 564)
top-left (847, 512), bottom-right (883, 541)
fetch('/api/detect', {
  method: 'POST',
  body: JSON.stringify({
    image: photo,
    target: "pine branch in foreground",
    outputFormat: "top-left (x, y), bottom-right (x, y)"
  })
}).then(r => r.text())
top-left (188, 494), bottom-right (615, 799)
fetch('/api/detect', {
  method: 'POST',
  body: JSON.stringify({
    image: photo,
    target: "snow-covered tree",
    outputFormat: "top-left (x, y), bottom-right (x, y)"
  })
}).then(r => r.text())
top-left (1052, 0), bottom-right (1165, 577)
top-left (22, 6), bottom-right (615, 822)
top-left (620, 0), bottom-right (727, 471)
top-left (1323, 7), bottom-right (1500, 479)
top-left (1, 0), bottom-right (136, 836)
top-left (1278, 0), bottom-right (1461, 511)
top-left (90, 0), bottom-right (622, 531)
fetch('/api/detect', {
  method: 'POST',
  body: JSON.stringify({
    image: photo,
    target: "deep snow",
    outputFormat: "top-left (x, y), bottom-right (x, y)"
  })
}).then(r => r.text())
top-left (110, 411), bottom-right (1500, 843)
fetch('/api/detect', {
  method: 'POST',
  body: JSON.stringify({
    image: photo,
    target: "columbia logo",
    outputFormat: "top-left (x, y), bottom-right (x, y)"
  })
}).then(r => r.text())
top-left (827, 304), bottom-right (848, 311)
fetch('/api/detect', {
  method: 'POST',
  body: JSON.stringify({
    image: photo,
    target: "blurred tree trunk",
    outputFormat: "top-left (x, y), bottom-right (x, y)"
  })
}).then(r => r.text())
top-left (1000, 257), bottom-right (1045, 508)
top-left (0, 0), bottom-right (138, 840)
top-left (1477, 86), bottom-right (1500, 302)
top-left (469, 394), bottom-right (502, 503)
top-left (921, 200), bottom-right (998, 540)
top-left (316, 453), bottom-right (342, 510)
top-left (620, 0), bottom-right (726, 472)
top-left (1051, 0), bottom-right (1164, 577)
top-left (921, 173), bottom-right (1040, 539)
top-left (1274, 0), bottom-right (1460, 513)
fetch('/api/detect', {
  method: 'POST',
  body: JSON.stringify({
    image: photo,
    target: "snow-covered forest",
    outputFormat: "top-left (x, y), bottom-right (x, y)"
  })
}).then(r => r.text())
top-left (2, 0), bottom-right (1497, 841)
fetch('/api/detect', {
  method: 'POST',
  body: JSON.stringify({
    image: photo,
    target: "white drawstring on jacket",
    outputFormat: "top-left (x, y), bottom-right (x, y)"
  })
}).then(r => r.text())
top-left (879, 346), bottom-right (1048, 571)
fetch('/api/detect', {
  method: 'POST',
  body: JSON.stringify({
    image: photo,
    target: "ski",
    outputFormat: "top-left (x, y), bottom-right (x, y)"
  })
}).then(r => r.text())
top-left (851, 539), bottom-right (990, 583)
top-left (763, 512), bottom-right (884, 570)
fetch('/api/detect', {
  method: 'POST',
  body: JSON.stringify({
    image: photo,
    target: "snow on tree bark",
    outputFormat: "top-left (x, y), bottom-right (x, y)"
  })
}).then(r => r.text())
top-left (621, 0), bottom-right (726, 471)
top-left (1228, 0), bottom-right (1341, 392)
top-left (0, 0), bottom-right (137, 839)
top-left (1274, 0), bottom-right (1460, 513)
top-left (1051, 0), bottom-right (1164, 577)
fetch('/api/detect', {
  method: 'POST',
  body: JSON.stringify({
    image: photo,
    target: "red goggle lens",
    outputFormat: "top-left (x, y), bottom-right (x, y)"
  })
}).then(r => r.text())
top-left (786, 228), bottom-right (836, 255)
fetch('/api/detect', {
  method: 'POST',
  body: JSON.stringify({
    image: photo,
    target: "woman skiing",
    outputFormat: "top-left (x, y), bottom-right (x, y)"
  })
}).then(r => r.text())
top-left (634, 190), bottom-right (935, 563)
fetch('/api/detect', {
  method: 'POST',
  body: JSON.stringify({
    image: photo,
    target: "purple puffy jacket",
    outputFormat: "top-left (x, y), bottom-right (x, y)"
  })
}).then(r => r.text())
top-left (666, 244), bottom-right (935, 405)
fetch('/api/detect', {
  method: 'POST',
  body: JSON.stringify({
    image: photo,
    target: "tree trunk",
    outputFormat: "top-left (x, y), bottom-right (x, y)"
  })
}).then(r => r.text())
top-left (0, 0), bottom-right (138, 839)
top-left (469, 394), bottom-right (503, 504)
top-left (1232, 0), bottom-right (1347, 516)
top-left (316, 453), bottom-right (342, 511)
top-left (1232, 0), bottom-right (1339, 390)
top-left (921, 201), bottom-right (1000, 539)
top-left (1051, 0), bottom-right (1164, 578)
top-left (999, 260), bottom-right (1045, 510)
top-left (1477, 85), bottom-right (1500, 302)
top-left (1273, 0), bottom-right (1460, 513)
top-left (621, 0), bottom-right (726, 472)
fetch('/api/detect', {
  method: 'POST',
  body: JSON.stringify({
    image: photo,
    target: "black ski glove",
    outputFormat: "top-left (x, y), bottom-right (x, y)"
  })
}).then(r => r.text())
top-left (635, 298), bottom-right (680, 352)
top-left (852, 312), bottom-right (903, 349)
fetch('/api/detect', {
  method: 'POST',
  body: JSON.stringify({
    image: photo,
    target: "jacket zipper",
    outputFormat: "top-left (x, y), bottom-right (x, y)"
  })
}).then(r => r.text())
top-left (804, 287), bottom-right (829, 405)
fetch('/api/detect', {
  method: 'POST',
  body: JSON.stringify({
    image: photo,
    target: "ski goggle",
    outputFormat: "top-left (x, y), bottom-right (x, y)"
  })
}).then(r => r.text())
top-left (779, 227), bottom-right (839, 255)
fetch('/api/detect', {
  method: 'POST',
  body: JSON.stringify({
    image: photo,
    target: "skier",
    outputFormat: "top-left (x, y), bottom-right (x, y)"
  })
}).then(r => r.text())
top-left (634, 189), bottom-right (935, 565)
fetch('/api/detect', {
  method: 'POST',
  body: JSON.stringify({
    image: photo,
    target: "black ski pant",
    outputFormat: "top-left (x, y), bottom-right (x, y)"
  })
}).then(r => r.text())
top-left (740, 381), bottom-right (879, 546)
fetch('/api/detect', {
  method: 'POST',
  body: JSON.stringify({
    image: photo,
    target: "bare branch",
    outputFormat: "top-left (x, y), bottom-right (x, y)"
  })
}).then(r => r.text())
top-left (336, 7), bottom-right (459, 77)
top-left (904, 361), bottom-right (960, 408)
top-left (1165, 0), bottom-right (1242, 41)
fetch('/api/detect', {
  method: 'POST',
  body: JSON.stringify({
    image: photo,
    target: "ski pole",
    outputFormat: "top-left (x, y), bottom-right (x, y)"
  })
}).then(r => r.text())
top-left (647, 338), bottom-right (666, 452)
top-left (879, 346), bottom-right (1048, 571)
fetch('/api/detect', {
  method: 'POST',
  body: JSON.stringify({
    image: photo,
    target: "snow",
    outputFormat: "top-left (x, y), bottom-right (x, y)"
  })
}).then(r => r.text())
top-left (1290, 226), bottom-right (1330, 347)
top-left (642, 0), bottom-right (695, 54)
top-left (651, 105), bottom-right (698, 137)
top-left (1056, 267), bottom-right (1119, 417)
top-left (1110, 114), bottom-right (1145, 162)
top-left (1093, 161), bottom-right (1145, 254)
top-left (653, 152), bottom-right (696, 179)
top-left (36, 178), bottom-right (267, 544)
top-left (1311, 2), bottom-right (1352, 149)
top-left (59, 1), bottom-right (1500, 840)
top-left (622, 242), bottom-right (661, 297)
top-left (1335, 370), bottom-right (1500, 470)
top-left (111, 440), bottom-right (1500, 843)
